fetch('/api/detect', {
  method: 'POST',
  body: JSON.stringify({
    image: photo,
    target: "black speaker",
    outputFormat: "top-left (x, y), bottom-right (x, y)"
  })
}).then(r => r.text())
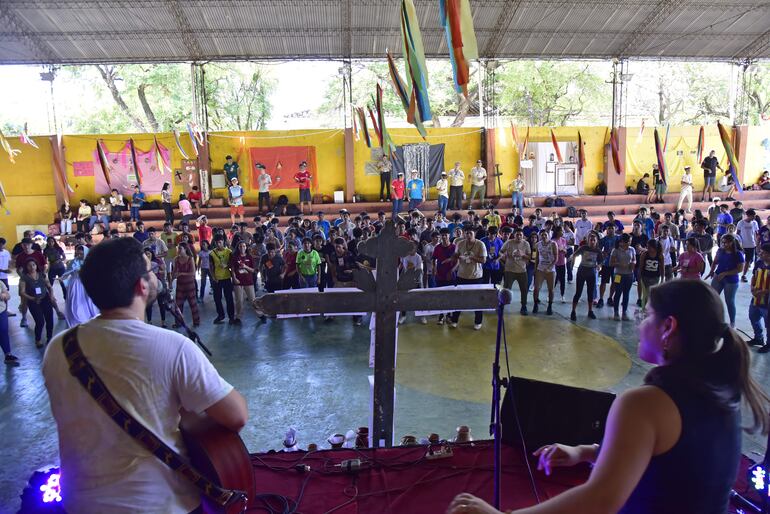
top-left (501, 377), bottom-right (616, 451)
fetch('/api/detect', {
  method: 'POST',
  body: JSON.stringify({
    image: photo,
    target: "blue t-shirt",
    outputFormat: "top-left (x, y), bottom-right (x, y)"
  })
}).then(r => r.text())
top-left (132, 192), bottom-right (145, 207)
top-left (481, 236), bottom-right (503, 270)
top-left (600, 235), bottom-right (619, 265)
top-left (717, 213), bottom-right (733, 235)
top-left (228, 185), bottom-right (244, 206)
top-left (714, 249), bottom-right (745, 283)
top-left (317, 220), bottom-right (331, 237)
top-left (523, 225), bottom-right (538, 239)
top-left (407, 179), bottom-right (424, 200)
top-left (603, 220), bottom-right (624, 233)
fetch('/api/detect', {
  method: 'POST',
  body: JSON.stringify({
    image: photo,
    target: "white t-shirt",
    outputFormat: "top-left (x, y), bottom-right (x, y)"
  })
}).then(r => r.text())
top-left (0, 248), bottom-right (10, 279)
top-left (737, 219), bottom-right (759, 248)
top-left (681, 173), bottom-right (693, 190)
top-left (43, 318), bottom-right (233, 514)
top-left (575, 219), bottom-right (594, 244)
top-left (257, 173), bottom-right (273, 193)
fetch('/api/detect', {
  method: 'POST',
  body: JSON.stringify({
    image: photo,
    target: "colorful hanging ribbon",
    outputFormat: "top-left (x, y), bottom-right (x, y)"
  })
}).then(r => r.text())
top-left (610, 128), bottom-right (623, 175)
top-left (352, 108), bottom-right (360, 141)
top-left (550, 129), bottom-right (563, 163)
top-left (439, 0), bottom-right (478, 97)
top-left (375, 84), bottom-right (396, 157)
top-left (173, 130), bottom-right (190, 160)
top-left (154, 135), bottom-right (170, 175)
top-left (510, 123), bottom-right (519, 153)
top-left (662, 124), bottom-right (670, 153)
top-left (654, 128), bottom-right (667, 184)
top-left (368, 104), bottom-right (382, 146)
top-left (696, 125), bottom-right (705, 164)
top-left (96, 140), bottom-right (113, 188)
top-left (717, 121), bottom-right (743, 194)
top-left (186, 124), bottom-right (200, 158)
top-left (19, 124), bottom-right (39, 149)
top-left (356, 107), bottom-right (371, 148)
top-left (0, 180), bottom-right (10, 214)
top-left (636, 120), bottom-right (645, 145)
top-left (387, 50), bottom-right (427, 138)
top-left (128, 138), bottom-right (142, 187)
top-left (577, 131), bottom-right (586, 177)
top-left (394, 0), bottom-right (432, 135)
top-left (521, 127), bottom-right (530, 157)
top-left (0, 129), bottom-right (21, 164)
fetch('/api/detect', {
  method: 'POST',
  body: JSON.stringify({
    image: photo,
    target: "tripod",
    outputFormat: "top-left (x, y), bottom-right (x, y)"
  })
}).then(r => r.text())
top-left (162, 295), bottom-right (212, 357)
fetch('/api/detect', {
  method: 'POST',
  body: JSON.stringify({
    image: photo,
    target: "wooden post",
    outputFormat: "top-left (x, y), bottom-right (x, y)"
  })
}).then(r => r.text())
top-left (485, 128), bottom-right (496, 197)
top-left (344, 128), bottom-right (355, 202)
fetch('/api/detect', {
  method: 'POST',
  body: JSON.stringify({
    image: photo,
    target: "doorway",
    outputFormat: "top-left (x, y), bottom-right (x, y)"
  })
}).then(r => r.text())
top-left (519, 142), bottom-right (577, 195)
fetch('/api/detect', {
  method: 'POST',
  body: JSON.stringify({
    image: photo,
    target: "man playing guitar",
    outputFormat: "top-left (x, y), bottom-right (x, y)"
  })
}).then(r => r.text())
top-left (43, 237), bottom-right (249, 514)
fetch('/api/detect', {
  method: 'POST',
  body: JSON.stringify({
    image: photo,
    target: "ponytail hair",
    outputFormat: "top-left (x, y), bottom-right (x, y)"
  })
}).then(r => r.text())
top-left (647, 279), bottom-right (770, 434)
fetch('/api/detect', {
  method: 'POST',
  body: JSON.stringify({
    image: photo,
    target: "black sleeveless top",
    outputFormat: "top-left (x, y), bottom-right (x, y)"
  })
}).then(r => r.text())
top-left (618, 369), bottom-right (741, 514)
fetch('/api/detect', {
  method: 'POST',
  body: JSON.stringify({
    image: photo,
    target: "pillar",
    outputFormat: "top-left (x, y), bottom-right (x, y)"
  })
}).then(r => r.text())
top-left (344, 128), bottom-right (355, 202)
top-left (485, 128), bottom-right (496, 197)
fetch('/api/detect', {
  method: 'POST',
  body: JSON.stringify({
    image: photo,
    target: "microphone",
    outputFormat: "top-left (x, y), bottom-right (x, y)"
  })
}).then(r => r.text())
top-left (497, 288), bottom-right (513, 306)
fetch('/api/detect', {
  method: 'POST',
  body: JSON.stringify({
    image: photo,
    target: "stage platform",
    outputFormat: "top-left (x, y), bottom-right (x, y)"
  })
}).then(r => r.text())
top-left (65, 190), bottom-right (770, 240)
top-left (247, 441), bottom-right (758, 513)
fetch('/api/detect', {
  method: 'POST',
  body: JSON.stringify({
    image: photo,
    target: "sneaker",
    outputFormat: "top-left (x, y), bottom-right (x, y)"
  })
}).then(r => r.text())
top-left (35, 340), bottom-right (44, 348)
top-left (560, 296), bottom-right (566, 304)
top-left (546, 304), bottom-right (553, 315)
top-left (759, 345), bottom-right (770, 354)
top-left (520, 306), bottom-right (528, 316)
top-left (596, 299), bottom-right (604, 309)
top-left (437, 317), bottom-right (445, 325)
top-left (473, 323), bottom-right (482, 330)
top-left (741, 275), bottom-right (748, 282)
top-left (587, 311), bottom-right (597, 319)
top-left (20, 319), bottom-right (28, 328)
top-left (570, 311), bottom-right (577, 321)
top-left (748, 337), bottom-right (765, 347)
top-left (354, 318), bottom-right (363, 326)
top-left (213, 317), bottom-right (225, 325)
top-left (160, 322), bottom-right (167, 328)
top-left (420, 317), bottom-right (427, 325)
top-left (398, 316), bottom-right (406, 325)
top-left (7, 311), bottom-right (16, 317)
top-left (613, 313), bottom-right (621, 321)
top-left (622, 313), bottom-right (632, 321)
top-left (532, 303), bottom-right (539, 314)
top-left (450, 322), bottom-right (458, 328)
top-left (4, 354), bottom-right (19, 365)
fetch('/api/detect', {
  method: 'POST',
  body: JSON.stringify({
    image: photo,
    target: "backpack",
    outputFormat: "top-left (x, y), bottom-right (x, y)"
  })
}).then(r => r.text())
top-left (594, 182), bottom-right (607, 195)
top-left (554, 197), bottom-right (565, 207)
top-left (566, 206), bottom-right (578, 218)
top-left (276, 194), bottom-right (289, 206)
top-left (285, 203), bottom-right (301, 216)
top-left (545, 196), bottom-right (555, 207)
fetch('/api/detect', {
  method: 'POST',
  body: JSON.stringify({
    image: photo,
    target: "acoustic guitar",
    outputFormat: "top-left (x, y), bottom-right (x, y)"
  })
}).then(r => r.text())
top-left (180, 412), bottom-right (256, 514)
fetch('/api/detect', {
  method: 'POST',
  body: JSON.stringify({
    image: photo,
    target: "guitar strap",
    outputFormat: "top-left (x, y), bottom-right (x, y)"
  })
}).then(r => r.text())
top-left (61, 327), bottom-right (246, 511)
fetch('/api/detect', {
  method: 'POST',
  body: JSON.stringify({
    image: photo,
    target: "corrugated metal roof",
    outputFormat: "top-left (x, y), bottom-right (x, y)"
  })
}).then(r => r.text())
top-left (1, 0), bottom-right (769, 64)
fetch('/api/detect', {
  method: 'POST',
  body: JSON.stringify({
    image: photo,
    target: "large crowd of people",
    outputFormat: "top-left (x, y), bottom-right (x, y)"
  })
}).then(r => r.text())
top-left (3, 191), bottom-right (770, 366)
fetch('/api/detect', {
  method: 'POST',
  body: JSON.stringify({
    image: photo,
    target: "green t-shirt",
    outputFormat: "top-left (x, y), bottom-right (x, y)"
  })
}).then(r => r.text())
top-left (296, 249), bottom-right (321, 276)
top-left (224, 162), bottom-right (240, 183)
top-left (210, 248), bottom-right (233, 280)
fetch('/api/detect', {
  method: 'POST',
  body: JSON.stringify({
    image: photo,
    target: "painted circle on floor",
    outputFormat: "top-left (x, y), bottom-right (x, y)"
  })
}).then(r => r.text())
top-left (395, 312), bottom-right (631, 404)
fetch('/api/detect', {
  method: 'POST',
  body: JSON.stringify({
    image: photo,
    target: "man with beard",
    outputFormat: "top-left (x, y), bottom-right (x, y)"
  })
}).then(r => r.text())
top-left (42, 237), bottom-right (248, 514)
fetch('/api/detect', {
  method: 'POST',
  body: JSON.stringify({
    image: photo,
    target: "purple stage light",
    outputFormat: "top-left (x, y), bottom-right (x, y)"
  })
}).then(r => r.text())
top-left (39, 472), bottom-right (62, 503)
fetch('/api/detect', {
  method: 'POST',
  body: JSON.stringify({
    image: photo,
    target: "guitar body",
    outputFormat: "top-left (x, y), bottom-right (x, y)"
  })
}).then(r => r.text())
top-left (180, 412), bottom-right (255, 514)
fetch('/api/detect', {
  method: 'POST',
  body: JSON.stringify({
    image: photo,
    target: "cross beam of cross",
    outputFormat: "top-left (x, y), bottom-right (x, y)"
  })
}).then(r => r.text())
top-left (255, 221), bottom-right (499, 447)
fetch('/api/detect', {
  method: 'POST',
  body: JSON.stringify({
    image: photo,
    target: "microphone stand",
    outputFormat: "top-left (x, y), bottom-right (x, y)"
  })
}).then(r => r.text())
top-left (162, 294), bottom-right (212, 357)
top-left (489, 290), bottom-right (511, 510)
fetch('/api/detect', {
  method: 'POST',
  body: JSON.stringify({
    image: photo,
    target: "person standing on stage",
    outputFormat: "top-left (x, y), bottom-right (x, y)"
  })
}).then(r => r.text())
top-left (391, 172), bottom-right (406, 218)
top-left (508, 174), bottom-right (525, 214)
top-left (256, 163), bottom-right (274, 213)
top-left (224, 154), bottom-right (239, 183)
top-left (701, 150), bottom-right (723, 202)
top-left (228, 177), bottom-right (245, 226)
top-left (378, 154), bottom-right (392, 202)
top-left (130, 185), bottom-right (145, 222)
top-left (407, 169), bottom-right (425, 211)
top-left (468, 160), bottom-right (487, 209)
top-left (448, 162), bottom-right (465, 211)
top-left (677, 166), bottom-right (693, 213)
top-left (652, 163), bottom-right (666, 203)
top-left (436, 172), bottom-right (449, 216)
top-left (294, 161), bottom-right (312, 215)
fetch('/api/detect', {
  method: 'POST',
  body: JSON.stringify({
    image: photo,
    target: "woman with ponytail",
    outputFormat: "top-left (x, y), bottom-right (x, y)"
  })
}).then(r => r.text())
top-left (447, 279), bottom-right (769, 514)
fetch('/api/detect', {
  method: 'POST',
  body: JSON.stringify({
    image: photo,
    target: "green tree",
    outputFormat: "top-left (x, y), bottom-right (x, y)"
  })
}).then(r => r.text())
top-left (317, 60), bottom-right (478, 127)
top-left (203, 63), bottom-right (274, 131)
top-left (495, 61), bottom-right (610, 126)
top-left (745, 62), bottom-right (770, 125)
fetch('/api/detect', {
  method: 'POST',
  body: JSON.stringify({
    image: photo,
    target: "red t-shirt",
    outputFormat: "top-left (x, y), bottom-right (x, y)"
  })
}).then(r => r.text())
top-left (187, 191), bottom-right (202, 203)
top-left (294, 170), bottom-right (311, 190)
top-left (432, 243), bottom-right (456, 282)
top-left (229, 253), bottom-right (255, 286)
top-left (391, 179), bottom-right (405, 200)
top-left (284, 250), bottom-right (298, 275)
top-left (198, 225), bottom-right (213, 244)
top-left (16, 250), bottom-right (46, 273)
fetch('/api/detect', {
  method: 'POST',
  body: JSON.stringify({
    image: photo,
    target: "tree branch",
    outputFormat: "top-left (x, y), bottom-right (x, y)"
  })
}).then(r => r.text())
top-left (95, 65), bottom-right (148, 132)
top-left (137, 83), bottom-right (159, 132)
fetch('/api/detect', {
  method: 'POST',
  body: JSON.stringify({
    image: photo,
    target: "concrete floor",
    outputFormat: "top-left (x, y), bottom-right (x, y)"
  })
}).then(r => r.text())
top-left (1, 277), bottom-right (769, 511)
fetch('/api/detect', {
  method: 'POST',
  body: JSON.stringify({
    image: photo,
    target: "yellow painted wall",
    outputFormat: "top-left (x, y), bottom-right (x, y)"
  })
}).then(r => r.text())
top-left (0, 136), bottom-right (57, 247)
top-left (352, 127), bottom-right (483, 199)
top-left (494, 126), bottom-right (607, 195)
top-left (625, 125), bottom-right (736, 193)
top-left (208, 129), bottom-right (346, 204)
top-left (744, 125), bottom-right (770, 187)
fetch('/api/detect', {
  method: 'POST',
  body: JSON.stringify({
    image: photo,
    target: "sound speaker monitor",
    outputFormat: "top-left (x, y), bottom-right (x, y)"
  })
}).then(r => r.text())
top-left (501, 377), bottom-right (616, 451)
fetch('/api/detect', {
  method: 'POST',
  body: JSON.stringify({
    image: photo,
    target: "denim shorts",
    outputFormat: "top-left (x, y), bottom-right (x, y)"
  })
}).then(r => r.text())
top-left (704, 176), bottom-right (716, 187)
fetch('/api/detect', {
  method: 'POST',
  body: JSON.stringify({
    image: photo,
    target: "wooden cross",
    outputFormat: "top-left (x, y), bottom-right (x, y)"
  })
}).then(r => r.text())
top-left (254, 221), bottom-right (499, 447)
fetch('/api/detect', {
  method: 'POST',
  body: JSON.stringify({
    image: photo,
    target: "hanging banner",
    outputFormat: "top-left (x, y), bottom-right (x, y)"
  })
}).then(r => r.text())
top-left (717, 121), bottom-right (743, 194)
top-left (550, 129), bottom-right (564, 163)
top-left (654, 128), bottom-right (667, 184)
top-left (610, 128), bottom-right (623, 175)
